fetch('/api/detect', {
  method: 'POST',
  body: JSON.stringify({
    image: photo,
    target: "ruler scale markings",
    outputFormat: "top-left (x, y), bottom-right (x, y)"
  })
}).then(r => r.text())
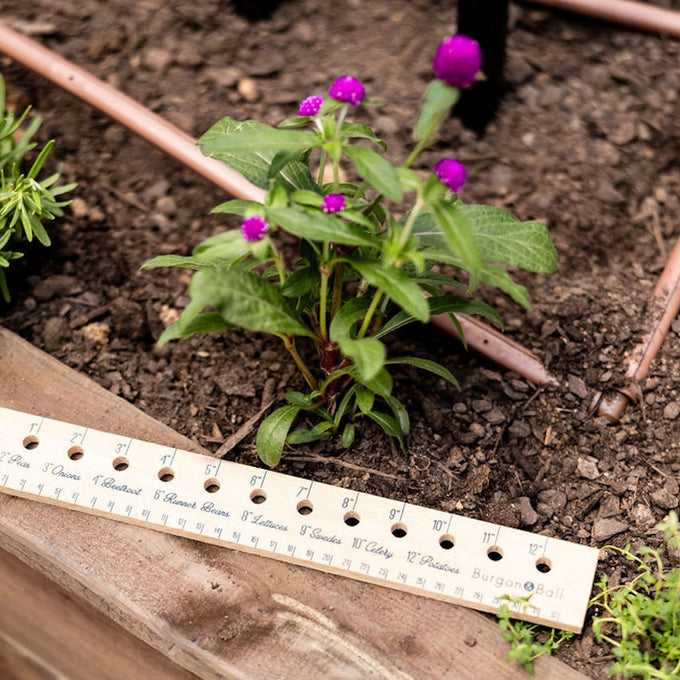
top-left (0, 406), bottom-right (599, 633)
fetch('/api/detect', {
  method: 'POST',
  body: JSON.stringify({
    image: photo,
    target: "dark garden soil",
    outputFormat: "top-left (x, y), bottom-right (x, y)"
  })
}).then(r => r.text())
top-left (2, 1), bottom-right (680, 676)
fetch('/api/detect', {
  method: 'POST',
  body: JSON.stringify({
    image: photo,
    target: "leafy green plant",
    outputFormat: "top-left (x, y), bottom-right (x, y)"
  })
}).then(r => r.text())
top-left (0, 74), bottom-right (76, 302)
top-left (497, 596), bottom-right (574, 674)
top-left (590, 512), bottom-right (680, 679)
top-left (144, 35), bottom-right (556, 466)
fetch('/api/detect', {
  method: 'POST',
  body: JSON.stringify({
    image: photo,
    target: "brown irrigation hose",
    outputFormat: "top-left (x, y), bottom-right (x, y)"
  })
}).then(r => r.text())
top-left (0, 21), bottom-right (559, 387)
top-left (593, 235), bottom-right (680, 423)
top-left (0, 22), bottom-right (265, 203)
top-left (525, 0), bottom-right (680, 38)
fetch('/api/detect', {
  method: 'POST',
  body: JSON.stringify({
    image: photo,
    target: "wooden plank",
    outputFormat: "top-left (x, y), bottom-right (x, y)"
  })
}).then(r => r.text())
top-left (0, 326), bottom-right (591, 680)
top-left (0, 547), bottom-right (200, 680)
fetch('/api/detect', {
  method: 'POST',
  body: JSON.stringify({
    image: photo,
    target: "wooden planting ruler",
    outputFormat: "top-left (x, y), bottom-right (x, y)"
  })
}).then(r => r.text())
top-left (0, 406), bottom-right (599, 633)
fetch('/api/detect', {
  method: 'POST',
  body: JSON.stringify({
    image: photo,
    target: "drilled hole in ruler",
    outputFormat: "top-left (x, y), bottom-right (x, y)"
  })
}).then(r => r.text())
top-left (158, 467), bottom-right (175, 482)
top-left (67, 446), bottom-right (84, 461)
top-left (439, 534), bottom-right (455, 550)
top-left (250, 489), bottom-right (267, 504)
top-left (22, 435), bottom-right (39, 450)
top-left (296, 500), bottom-right (314, 515)
top-left (391, 522), bottom-right (408, 538)
top-left (112, 456), bottom-right (129, 471)
top-left (535, 557), bottom-right (552, 574)
top-left (487, 546), bottom-right (504, 562)
top-left (343, 511), bottom-right (360, 527)
top-left (204, 478), bottom-right (220, 493)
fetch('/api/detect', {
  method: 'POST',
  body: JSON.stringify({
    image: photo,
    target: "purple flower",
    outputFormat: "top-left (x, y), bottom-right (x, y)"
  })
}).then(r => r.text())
top-left (329, 76), bottom-right (365, 107)
top-left (321, 193), bottom-right (346, 214)
top-left (240, 215), bottom-right (269, 242)
top-left (434, 158), bottom-right (467, 193)
top-left (432, 35), bottom-right (482, 89)
top-left (299, 95), bottom-right (323, 117)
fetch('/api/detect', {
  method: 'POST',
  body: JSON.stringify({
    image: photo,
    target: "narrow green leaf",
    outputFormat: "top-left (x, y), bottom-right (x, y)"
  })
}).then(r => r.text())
top-left (141, 254), bottom-right (212, 270)
top-left (257, 405), bottom-right (301, 466)
top-left (356, 367), bottom-right (393, 397)
top-left (287, 421), bottom-right (334, 444)
top-left (329, 296), bottom-right (371, 341)
top-left (341, 423), bottom-right (355, 448)
top-left (431, 202), bottom-right (482, 287)
top-left (348, 258), bottom-right (429, 323)
top-left (267, 206), bottom-right (378, 249)
top-left (385, 356), bottom-right (459, 389)
top-left (414, 80), bottom-right (460, 140)
top-left (355, 385), bottom-right (375, 414)
top-left (364, 411), bottom-right (405, 451)
top-left (190, 268), bottom-right (313, 337)
top-left (338, 336), bottom-right (386, 382)
top-left (343, 146), bottom-right (403, 201)
top-left (201, 120), bottom-right (321, 154)
top-left (211, 199), bottom-right (254, 216)
top-left (158, 309), bottom-right (233, 346)
top-left (280, 265), bottom-right (319, 298)
top-left (383, 395), bottom-right (410, 435)
top-left (341, 122), bottom-right (387, 150)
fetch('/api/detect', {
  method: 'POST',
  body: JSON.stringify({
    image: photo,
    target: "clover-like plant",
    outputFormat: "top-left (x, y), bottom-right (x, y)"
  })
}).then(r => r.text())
top-left (0, 74), bottom-right (76, 302)
top-left (145, 35), bottom-right (557, 466)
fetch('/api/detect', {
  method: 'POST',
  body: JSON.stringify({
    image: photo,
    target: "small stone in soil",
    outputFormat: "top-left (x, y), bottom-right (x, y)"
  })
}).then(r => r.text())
top-left (651, 487), bottom-right (679, 510)
top-left (591, 517), bottom-right (628, 542)
top-left (516, 496), bottom-right (538, 526)
top-left (536, 489), bottom-right (567, 516)
top-left (577, 456), bottom-right (600, 480)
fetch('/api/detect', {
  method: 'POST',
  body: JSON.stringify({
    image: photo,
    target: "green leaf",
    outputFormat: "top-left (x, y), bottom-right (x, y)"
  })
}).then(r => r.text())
top-left (199, 117), bottom-right (316, 190)
top-left (364, 411), bottom-right (405, 451)
top-left (356, 367), bottom-right (393, 397)
top-left (281, 265), bottom-right (319, 298)
top-left (341, 122), bottom-right (387, 150)
top-left (375, 294), bottom-right (502, 338)
top-left (211, 199), bottom-right (254, 216)
top-left (458, 204), bottom-right (557, 273)
top-left (201, 119), bottom-right (321, 154)
top-left (329, 296), bottom-right (371, 341)
top-left (157, 303), bottom-right (233, 346)
top-left (385, 356), bottom-right (459, 389)
top-left (479, 263), bottom-right (531, 308)
top-left (192, 230), bottom-right (251, 264)
top-left (338, 336), bottom-right (386, 381)
top-left (267, 206), bottom-right (378, 249)
top-left (431, 202), bottom-right (482, 287)
top-left (343, 145), bottom-right (403, 201)
top-left (414, 80), bottom-right (460, 140)
top-left (355, 385), bottom-right (375, 414)
top-left (384, 395), bottom-right (410, 435)
top-left (341, 423), bottom-right (356, 448)
top-left (141, 254), bottom-right (212, 270)
top-left (348, 258), bottom-right (429, 323)
top-left (190, 268), bottom-right (313, 337)
top-left (257, 405), bottom-right (301, 466)
top-left (287, 420), bottom-right (334, 444)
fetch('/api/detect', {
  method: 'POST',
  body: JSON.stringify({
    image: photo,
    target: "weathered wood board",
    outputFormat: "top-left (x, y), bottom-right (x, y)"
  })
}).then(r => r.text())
top-left (0, 326), bottom-right (592, 679)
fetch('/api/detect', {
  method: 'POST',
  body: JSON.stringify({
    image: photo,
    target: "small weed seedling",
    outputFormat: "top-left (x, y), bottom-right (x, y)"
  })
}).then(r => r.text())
top-left (497, 513), bottom-right (680, 677)
top-left (0, 74), bottom-right (75, 301)
top-left (590, 512), bottom-right (680, 679)
top-left (145, 35), bottom-right (556, 466)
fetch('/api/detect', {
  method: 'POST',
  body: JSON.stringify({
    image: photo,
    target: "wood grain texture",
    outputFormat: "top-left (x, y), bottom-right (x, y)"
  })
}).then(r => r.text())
top-left (0, 326), bottom-right (591, 679)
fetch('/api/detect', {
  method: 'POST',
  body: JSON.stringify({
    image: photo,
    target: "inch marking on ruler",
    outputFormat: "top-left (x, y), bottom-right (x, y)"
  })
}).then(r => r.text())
top-left (0, 407), bottom-right (599, 632)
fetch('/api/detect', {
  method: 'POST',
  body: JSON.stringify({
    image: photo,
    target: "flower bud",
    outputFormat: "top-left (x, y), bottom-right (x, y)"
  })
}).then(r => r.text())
top-left (434, 158), bottom-right (466, 193)
top-left (432, 35), bottom-right (482, 89)
top-left (240, 215), bottom-right (269, 242)
top-left (321, 193), bottom-right (346, 214)
top-left (298, 95), bottom-right (323, 117)
top-left (329, 76), bottom-right (365, 107)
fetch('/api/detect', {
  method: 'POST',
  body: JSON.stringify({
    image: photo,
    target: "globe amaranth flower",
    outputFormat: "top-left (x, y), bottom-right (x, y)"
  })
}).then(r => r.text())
top-left (298, 95), bottom-right (323, 117)
top-left (434, 158), bottom-right (467, 193)
top-left (329, 76), bottom-right (365, 107)
top-left (432, 34), bottom-right (482, 89)
top-left (240, 215), bottom-right (269, 242)
top-left (321, 193), bottom-right (346, 214)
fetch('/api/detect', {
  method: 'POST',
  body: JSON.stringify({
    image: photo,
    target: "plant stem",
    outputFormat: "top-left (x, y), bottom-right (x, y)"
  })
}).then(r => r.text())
top-left (319, 268), bottom-right (329, 339)
top-left (403, 110), bottom-right (447, 169)
top-left (357, 288), bottom-right (383, 339)
top-left (330, 261), bottom-right (345, 317)
top-left (281, 334), bottom-right (318, 390)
